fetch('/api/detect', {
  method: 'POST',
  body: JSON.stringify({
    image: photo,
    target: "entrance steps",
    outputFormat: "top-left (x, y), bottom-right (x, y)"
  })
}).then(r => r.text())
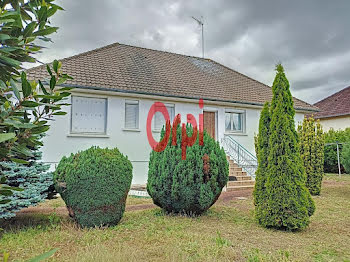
top-left (226, 156), bottom-right (255, 191)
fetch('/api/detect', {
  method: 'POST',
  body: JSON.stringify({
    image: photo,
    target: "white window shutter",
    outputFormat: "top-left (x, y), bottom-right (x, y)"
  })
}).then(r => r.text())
top-left (154, 104), bottom-right (175, 130)
top-left (125, 100), bottom-right (139, 129)
top-left (154, 111), bottom-right (164, 130)
top-left (71, 96), bottom-right (107, 134)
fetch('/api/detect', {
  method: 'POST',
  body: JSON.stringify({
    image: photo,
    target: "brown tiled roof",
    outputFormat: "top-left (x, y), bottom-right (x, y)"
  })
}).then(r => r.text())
top-left (313, 86), bottom-right (350, 119)
top-left (27, 42), bottom-right (316, 111)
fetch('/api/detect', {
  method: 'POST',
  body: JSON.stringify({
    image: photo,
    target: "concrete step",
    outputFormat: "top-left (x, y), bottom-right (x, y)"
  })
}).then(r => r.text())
top-left (229, 171), bottom-right (247, 177)
top-left (227, 180), bottom-right (255, 187)
top-left (229, 162), bottom-right (239, 168)
top-left (230, 167), bottom-right (242, 172)
top-left (231, 175), bottom-right (252, 181)
top-left (228, 175), bottom-right (237, 181)
top-left (226, 184), bottom-right (255, 191)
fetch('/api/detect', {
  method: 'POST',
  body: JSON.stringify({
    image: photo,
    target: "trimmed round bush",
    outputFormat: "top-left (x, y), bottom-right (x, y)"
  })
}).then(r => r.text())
top-left (147, 121), bottom-right (229, 215)
top-left (54, 146), bottom-right (132, 227)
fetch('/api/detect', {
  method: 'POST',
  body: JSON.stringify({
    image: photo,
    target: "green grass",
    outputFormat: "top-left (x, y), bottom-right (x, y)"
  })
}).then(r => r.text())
top-left (1, 174), bottom-right (349, 262)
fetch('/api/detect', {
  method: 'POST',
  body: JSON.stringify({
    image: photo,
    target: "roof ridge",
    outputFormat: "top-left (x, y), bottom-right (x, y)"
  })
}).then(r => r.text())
top-left (207, 58), bottom-right (272, 90)
top-left (27, 42), bottom-right (121, 72)
top-left (208, 59), bottom-right (315, 109)
top-left (27, 41), bottom-right (212, 72)
top-left (314, 85), bottom-right (350, 105)
top-left (115, 42), bottom-right (210, 60)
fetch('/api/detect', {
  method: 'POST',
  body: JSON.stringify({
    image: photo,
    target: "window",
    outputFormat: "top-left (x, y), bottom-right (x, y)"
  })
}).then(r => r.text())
top-left (125, 100), bottom-right (139, 129)
top-left (71, 96), bottom-right (107, 134)
top-left (154, 104), bottom-right (175, 131)
top-left (225, 111), bottom-right (245, 132)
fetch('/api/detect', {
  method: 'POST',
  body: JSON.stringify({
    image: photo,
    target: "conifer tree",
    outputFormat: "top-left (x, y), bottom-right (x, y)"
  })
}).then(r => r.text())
top-left (263, 64), bottom-right (315, 230)
top-left (253, 102), bottom-right (271, 223)
top-left (0, 151), bottom-right (54, 219)
top-left (147, 118), bottom-right (228, 215)
top-left (298, 117), bottom-right (325, 195)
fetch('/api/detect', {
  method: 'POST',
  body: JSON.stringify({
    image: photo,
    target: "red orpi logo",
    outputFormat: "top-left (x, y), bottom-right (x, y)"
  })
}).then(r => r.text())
top-left (146, 99), bottom-right (204, 160)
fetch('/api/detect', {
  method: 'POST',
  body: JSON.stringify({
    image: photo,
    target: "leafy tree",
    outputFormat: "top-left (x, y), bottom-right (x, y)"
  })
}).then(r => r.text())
top-left (298, 116), bottom-right (325, 195)
top-left (253, 102), bottom-right (271, 223)
top-left (0, 0), bottom-right (72, 202)
top-left (262, 64), bottom-right (315, 230)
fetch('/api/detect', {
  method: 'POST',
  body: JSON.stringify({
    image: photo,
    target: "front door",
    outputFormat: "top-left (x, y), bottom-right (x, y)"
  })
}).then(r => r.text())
top-left (203, 111), bottom-right (216, 139)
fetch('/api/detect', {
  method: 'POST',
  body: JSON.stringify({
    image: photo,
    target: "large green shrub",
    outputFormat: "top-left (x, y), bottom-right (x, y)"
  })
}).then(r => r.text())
top-left (298, 117), bottom-right (325, 195)
top-left (261, 64), bottom-right (315, 230)
top-left (54, 147), bottom-right (132, 228)
top-left (324, 128), bottom-right (350, 173)
top-left (147, 120), bottom-right (228, 215)
top-left (253, 102), bottom-right (271, 224)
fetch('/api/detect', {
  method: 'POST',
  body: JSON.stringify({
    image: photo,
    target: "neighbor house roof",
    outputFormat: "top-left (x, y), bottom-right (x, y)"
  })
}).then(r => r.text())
top-left (27, 42), bottom-right (316, 111)
top-left (313, 86), bottom-right (350, 119)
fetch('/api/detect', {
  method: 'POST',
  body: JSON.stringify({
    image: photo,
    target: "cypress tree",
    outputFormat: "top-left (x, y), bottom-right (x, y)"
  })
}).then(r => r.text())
top-left (314, 120), bottom-right (325, 193)
top-left (263, 64), bottom-right (315, 230)
top-left (298, 117), bottom-right (325, 195)
top-left (253, 102), bottom-right (271, 224)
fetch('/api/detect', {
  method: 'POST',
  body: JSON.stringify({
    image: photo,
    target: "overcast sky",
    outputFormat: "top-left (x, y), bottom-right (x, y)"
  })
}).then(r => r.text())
top-left (32, 0), bottom-right (350, 104)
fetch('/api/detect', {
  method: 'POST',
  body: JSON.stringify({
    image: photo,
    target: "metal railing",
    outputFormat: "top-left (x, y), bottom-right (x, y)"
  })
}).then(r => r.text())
top-left (221, 135), bottom-right (258, 179)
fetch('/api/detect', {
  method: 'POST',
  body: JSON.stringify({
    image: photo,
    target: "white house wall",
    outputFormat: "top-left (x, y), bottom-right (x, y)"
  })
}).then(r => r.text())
top-left (41, 90), bottom-right (305, 184)
top-left (318, 115), bottom-right (350, 132)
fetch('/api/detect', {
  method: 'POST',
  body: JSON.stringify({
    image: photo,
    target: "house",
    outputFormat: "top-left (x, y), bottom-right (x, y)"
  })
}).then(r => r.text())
top-left (27, 43), bottom-right (317, 187)
top-left (313, 86), bottom-right (350, 131)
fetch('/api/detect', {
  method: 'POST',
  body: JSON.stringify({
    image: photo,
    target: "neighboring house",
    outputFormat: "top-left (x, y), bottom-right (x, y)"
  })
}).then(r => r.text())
top-left (313, 86), bottom-right (350, 132)
top-left (27, 43), bottom-right (317, 186)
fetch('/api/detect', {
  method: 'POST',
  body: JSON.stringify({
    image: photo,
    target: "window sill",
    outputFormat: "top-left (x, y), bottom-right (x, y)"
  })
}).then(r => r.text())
top-left (224, 132), bottom-right (247, 136)
top-left (67, 133), bottom-right (110, 138)
top-left (122, 128), bottom-right (141, 132)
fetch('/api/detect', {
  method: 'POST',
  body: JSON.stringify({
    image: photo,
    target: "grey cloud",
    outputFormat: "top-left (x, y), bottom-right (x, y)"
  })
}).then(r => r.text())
top-left (31, 0), bottom-right (350, 104)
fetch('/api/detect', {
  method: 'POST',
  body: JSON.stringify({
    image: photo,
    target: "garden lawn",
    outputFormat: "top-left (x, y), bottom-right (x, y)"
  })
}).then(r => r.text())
top-left (0, 174), bottom-right (349, 262)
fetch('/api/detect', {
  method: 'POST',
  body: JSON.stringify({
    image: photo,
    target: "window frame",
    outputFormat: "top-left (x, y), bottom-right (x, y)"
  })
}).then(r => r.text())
top-left (152, 103), bottom-right (175, 132)
top-left (224, 109), bottom-right (246, 134)
top-left (124, 99), bottom-right (140, 130)
top-left (70, 95), bottom-right (108, 135)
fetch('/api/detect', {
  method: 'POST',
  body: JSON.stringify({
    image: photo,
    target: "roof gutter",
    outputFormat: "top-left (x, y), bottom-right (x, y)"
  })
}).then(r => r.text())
top-left (57, 83), bottom-right (319, 113)
top-left (314, 112), bottom-right (350, 120)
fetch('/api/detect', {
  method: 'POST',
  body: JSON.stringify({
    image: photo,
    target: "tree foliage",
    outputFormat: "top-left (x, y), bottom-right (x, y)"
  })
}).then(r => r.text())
top-left (253, 102), bottom-right (270, 224)
top-left (341, 142), bottom-right (350, 174)
top-left (298, 116), bottom-right (325, 195)
top-left (0, 150), bottom-right (54, 219)
top-left (0, 0), bottom-right (72, 202)
top-left (0, 0), bottom-right (62, 81)
top-left (324, 128), bottom-right (350, 173)
top-left (54, 147), bottom-right (133, 228)
top-left (256, 64), bottom-right (315, 230)
top-left (147, 116), bottom-right (228, 215)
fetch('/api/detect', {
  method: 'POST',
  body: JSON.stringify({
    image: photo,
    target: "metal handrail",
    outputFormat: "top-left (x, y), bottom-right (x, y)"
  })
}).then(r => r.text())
top-left (221, 135), bottom-right (258, 179)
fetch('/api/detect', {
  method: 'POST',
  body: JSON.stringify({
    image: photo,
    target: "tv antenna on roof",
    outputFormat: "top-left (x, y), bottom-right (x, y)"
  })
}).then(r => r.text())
top-left (192, 16), bottom-right (204, 58)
